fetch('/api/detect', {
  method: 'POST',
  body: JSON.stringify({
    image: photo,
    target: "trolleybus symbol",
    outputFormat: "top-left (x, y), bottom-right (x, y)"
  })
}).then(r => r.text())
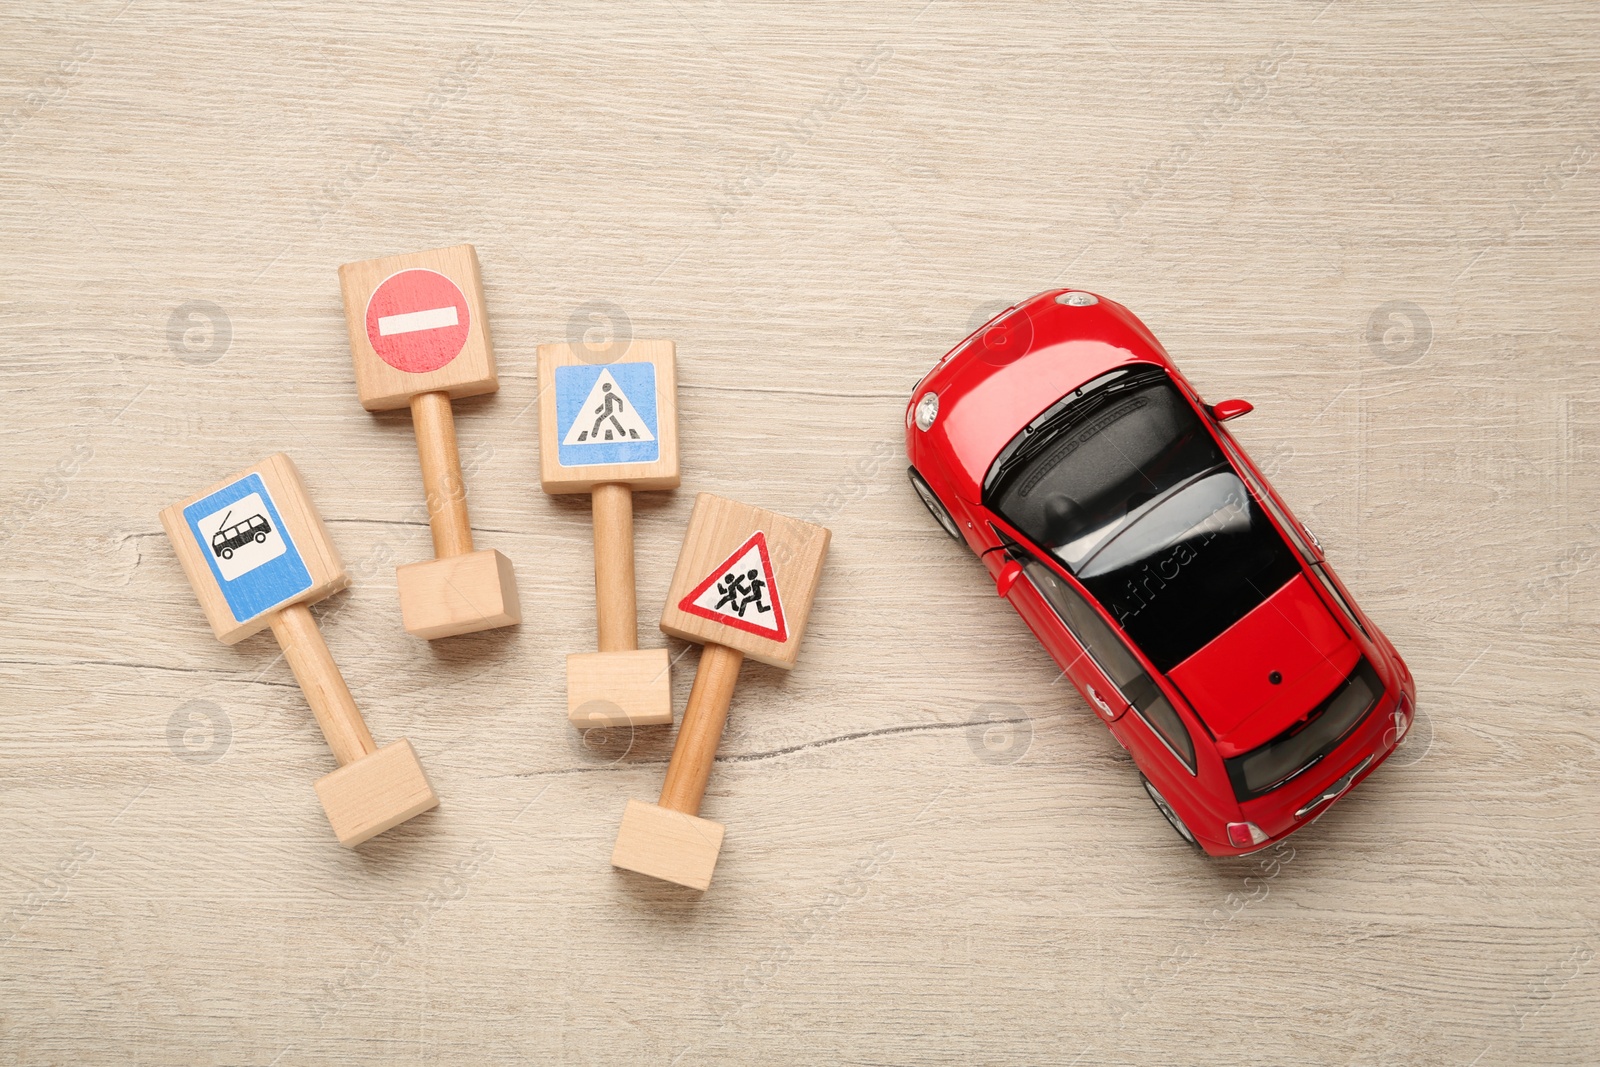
top-left (210, 511), bottom-right (271, 560)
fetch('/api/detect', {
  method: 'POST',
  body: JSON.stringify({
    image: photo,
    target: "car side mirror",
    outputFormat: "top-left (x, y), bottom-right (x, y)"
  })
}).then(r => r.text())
top-left (995, 559), bottom-right (1024, 597)
top-left (1210, 398), bottom-right (1253, 422)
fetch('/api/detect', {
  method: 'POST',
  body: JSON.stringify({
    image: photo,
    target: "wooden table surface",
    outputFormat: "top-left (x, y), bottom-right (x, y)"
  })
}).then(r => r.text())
top-left (3, 2), bottom-right (1596, 1063)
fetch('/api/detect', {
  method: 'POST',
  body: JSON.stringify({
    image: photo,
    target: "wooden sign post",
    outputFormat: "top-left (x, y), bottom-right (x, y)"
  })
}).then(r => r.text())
top-left (611, 493), bottom-right (829, 890)
top-left (159, 454), bottom-right (439, 847)
top-left (537, 339), bottom-right (680, 728)
top-left (339, 244), bottom-right (521, 640)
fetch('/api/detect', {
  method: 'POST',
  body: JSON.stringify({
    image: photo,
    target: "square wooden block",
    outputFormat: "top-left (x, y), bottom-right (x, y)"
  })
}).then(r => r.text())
top-left (536, 339), bottom-right (680, 494)
top-left (611, 799), bottom-right (726, 891)
top-left (567, 648), bottom-right (674, 727)
top-left (339, 244), bottom-right (498, 411)
top-left (314, 739), bottom-right (439, 847)
top-left (659, 493), bottom-right (831, 669)
top-left (159, 453), bottom-right (348, 645)
top-left (395, 548), bottom-right (521, 640)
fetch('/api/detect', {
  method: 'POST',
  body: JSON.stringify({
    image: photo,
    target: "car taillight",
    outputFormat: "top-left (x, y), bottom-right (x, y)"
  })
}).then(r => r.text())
top-left (1226, 821), bottom-right (1269, 848)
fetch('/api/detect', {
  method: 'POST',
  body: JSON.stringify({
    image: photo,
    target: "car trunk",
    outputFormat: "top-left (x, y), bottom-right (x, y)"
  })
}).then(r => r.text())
top-left (1167, 573), bottom-right (1357, 754)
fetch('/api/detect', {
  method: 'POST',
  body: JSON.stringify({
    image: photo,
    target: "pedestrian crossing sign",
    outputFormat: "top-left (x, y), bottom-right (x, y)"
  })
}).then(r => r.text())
top-left (554, 363), bottom-right (660, 468)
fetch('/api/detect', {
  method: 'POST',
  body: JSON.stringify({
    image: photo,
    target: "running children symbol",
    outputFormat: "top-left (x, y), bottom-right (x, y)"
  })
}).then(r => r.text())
top-left (677, 531), bottom-right (788, 641)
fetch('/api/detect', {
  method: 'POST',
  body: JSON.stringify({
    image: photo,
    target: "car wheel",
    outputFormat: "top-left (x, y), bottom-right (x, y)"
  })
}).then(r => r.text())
top-left (908, 467), bottom-right (962, 542)
top-left (255, 532), bottom-right (267, 543)
top-left (220, 548), bottom-right (233, 559)
top-left (1141, 775), bottom-right (1199, 848)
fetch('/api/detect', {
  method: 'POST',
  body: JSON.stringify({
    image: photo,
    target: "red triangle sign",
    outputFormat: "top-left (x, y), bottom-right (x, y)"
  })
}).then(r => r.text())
top-left (678, 531), bottom-right (788, 641)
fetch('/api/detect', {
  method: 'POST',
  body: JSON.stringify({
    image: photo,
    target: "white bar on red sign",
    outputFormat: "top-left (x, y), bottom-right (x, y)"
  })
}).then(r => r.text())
top-left (378, 306), bottom-right (459, 336)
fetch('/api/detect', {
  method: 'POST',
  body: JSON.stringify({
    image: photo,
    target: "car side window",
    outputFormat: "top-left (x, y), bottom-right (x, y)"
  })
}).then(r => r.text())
top-left (1020, 558), bottom-right (1197, 773)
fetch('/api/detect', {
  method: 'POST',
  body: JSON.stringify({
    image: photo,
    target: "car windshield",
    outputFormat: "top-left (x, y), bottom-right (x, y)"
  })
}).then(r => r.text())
top-left (985, 367), bottom-right (1301, 671)
top-left (1224, 658), bottom-right (1384, 800)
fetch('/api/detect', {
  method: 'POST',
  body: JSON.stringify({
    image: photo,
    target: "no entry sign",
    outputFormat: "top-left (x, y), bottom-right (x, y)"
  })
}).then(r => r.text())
top-left (364, 268), bottom-right (471, 374)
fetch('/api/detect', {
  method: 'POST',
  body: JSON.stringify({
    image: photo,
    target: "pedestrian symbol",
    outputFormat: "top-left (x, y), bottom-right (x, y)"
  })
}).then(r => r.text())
top-left (555, 363), bottom-right (660, 468)
top-left (677, 531), bottom-right (788, 641)
top-left (182, 473), bottom-right (312, 623)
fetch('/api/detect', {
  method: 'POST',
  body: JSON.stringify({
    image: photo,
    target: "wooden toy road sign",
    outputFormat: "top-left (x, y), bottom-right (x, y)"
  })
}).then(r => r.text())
top-left (160, 454), bottom-right (438, 846)
top-left (538, 338), bottom-right (681, 729)
top-left (339, 244), bottom-right (520, 640)
top-left (612, 493), bottom-right (830, 890)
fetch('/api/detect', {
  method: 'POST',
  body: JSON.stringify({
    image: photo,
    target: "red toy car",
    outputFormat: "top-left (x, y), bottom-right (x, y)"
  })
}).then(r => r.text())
top-left (905, 289), bottom-right (1416, 856)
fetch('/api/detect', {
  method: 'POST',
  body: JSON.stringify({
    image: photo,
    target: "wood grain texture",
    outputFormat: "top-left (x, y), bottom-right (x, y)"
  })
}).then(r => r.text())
top-left (409, 390), bottom-right (475, 559)
top-left (393, 547), bottom-right (521, 639)
top-left (591, 481), bottom-right (638, 652)
top-left (1, 1), bottom-right (1597, 1063)
top-left (660, 642), bottom-right (745, 817)
top-left (312, 738), bottom-right (440, 848)
top-left (611, 797), bottom-right (726, 892)
top-left (268, 602), bottom-right (376, 768)
top-left (566, 647), bottom-right (673, 727)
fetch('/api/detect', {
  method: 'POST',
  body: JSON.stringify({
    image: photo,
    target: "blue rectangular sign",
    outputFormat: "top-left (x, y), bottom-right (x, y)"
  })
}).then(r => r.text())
top-left (182, 473), bottom-right (312, 623)
top-left (555, 362), bottom-right (661, 468)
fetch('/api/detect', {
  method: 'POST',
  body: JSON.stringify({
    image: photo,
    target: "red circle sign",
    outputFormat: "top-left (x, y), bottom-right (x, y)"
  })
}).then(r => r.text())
top-left (364, 268), bottom-right (471, 374)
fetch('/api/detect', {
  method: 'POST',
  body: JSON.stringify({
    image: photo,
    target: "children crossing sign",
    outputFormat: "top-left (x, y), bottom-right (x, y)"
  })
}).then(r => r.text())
top-left (554, 363), bottom-right (660, 468)
top-left (677, 531), bottom-right (788, 641)
top-left (182, 472), bottom-right (312, 624)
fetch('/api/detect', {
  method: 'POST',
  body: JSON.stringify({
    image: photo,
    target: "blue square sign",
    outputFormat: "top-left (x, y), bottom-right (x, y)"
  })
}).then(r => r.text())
top-left (554, 362), bottom-right (660, 468)
top-left (182, 473), bottom-right (312, 623)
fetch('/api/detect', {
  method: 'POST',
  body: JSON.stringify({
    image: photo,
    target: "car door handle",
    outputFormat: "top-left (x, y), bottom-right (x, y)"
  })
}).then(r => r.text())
top-left (1088, 687), bottom-right (1114, 718)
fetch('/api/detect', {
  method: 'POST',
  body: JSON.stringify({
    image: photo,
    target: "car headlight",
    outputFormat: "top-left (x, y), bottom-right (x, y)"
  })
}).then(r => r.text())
top-left (914, 392), bottom-right (939, 431)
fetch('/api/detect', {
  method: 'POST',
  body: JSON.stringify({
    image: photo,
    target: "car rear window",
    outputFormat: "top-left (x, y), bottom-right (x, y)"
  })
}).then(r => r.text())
top-left (1224, 658), bottom-right (1384, 800)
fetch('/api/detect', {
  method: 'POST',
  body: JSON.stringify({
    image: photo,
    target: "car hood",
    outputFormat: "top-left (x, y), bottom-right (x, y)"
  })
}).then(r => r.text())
top-left (924, 295), bottom-right (1173, 504)
top-left (937, 339), bottom-right (1144, 501)
top-left (1167, 573), bottom-right (1358, 754)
